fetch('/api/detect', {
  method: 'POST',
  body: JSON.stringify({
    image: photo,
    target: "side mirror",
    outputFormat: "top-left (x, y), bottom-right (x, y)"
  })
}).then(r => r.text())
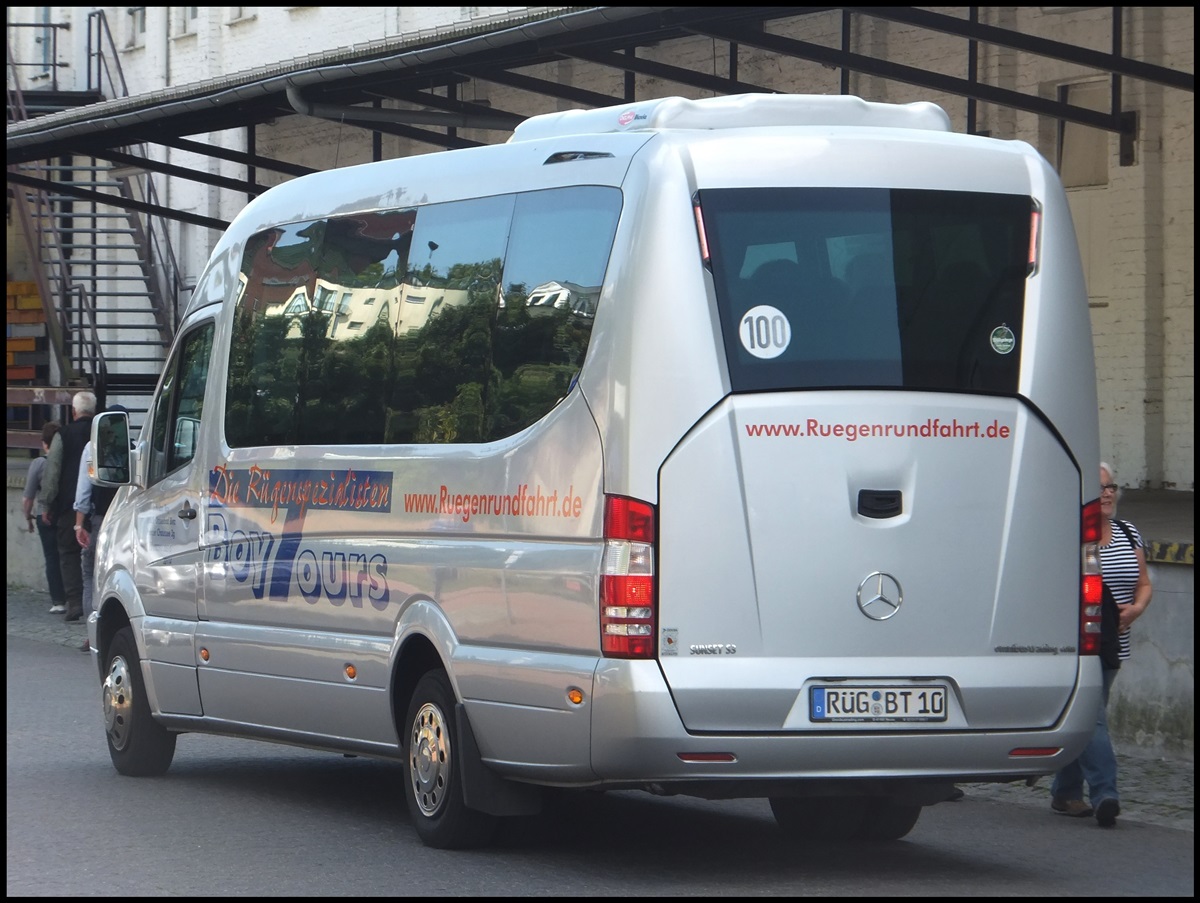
top-left (91, 411), bottom-right (132, 486)
top-left (174, 415), bottom-right (201, 463)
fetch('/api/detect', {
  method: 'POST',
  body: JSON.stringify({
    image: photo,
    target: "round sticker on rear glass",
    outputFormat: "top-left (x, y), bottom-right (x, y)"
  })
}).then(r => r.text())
top-left (990, 325), bottom-right (1016, 355)
top-left (739, 305), bottom-right (791, 359)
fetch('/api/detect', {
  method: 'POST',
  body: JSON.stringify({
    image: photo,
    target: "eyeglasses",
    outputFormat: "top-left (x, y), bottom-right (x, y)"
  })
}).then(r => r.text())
top-left (1100, 483), bottom-right (1119, 493)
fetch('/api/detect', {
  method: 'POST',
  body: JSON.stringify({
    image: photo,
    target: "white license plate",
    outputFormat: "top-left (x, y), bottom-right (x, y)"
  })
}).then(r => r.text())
top-left (810, 685), bottom-right (948, 723)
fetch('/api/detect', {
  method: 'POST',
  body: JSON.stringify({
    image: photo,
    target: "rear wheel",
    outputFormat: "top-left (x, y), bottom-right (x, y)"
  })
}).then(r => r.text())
top-left (857, 799), bottom-right (922, 841)
top-left (402, 669), bottom-right (497, 849)
top-left (103, 626), bottom-right (176, 776)
top-left (769, 796), bottom-right (869, 841)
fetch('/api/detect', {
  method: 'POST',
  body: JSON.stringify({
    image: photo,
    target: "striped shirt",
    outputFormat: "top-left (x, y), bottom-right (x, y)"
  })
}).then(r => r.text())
top-left (1101, 518), bottom-right (1144, 661)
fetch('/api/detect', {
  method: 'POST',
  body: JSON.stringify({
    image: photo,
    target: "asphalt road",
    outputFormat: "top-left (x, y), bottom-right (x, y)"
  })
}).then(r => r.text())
top-left (5, 630), bottom-right (1194, 897)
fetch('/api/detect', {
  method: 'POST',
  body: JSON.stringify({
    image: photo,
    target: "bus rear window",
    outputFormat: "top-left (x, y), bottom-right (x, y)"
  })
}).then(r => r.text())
top-left (700, 188), bottom-right (1031, 393)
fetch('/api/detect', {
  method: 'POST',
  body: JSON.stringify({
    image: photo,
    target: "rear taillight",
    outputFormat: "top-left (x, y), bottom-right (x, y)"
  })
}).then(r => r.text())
top-left (1079, 497), bottom-right (1103, 655)
top-left (693, 195), bottom-right (712, 265)
top-left (601, 495), bottom-right (657, 659)
top-left (1028, 204), bottom-right (1042, 275)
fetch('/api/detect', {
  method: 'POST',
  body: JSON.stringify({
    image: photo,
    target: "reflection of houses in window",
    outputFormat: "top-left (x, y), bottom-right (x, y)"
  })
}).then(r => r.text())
top-left (258, 276), bottom-right (474, 340)
top-left (526, 280), bottom-right (599, 318)
top-left (313, 285), bottom-right (337, 313)
top-left (329, 284), bottom-right (401, 337)
top-left (396, 282), bottom-right (469, 334)
top-left (263, 278), bottom-right (403, 339)
top-left (283, 294), bottom-right (309, 316)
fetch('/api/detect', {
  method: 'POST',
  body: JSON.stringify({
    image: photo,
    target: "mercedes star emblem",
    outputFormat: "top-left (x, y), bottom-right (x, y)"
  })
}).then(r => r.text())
top-left (857, 572), bottom-right (903, 621)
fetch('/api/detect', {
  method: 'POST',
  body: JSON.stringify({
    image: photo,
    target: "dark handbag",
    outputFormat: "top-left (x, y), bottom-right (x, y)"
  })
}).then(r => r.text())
top-left (1098, 518), bottom-right (1137, 671)
top-left (1099, 582), bottom-right (1121, 671)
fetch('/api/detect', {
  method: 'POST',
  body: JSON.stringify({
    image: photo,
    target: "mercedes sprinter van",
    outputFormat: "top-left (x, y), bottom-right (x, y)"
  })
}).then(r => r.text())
top-left (89, 93), bottom-right (1105, 849)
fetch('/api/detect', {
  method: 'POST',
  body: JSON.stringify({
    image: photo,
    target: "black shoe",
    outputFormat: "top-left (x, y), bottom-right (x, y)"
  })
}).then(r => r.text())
top-left (64, 611), bottom-right (82, 622)
top-left (1095, 798), bottom-right (1120, 827)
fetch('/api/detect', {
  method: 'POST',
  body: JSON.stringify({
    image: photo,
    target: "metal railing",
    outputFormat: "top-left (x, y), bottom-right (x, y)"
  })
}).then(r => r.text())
top-left (6, 10), bottom-right (186, 449)
top-left (86, 10), bottom-right (186, 336)
top-left (5, 19), bottom-right (69, 92)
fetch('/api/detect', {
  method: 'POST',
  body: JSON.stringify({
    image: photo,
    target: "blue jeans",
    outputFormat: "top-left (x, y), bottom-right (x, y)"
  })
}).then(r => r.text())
top-left (1051, 667), bottom-right (1118, 806)
top-left (37, 518), bottom-right (66, 604)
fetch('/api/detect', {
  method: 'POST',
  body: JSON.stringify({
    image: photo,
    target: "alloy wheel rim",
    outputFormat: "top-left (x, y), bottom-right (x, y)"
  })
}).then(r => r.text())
top-left (103, 654), bottom-right (133, 751)
top-left (409, 701), bottom-right (450, 817)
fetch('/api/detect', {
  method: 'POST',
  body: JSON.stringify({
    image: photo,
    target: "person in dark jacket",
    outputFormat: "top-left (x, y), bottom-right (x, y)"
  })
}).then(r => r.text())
top-left (36, 390), bottom-right (97, 622)
top-left (73, 404), bottom-right (127, 650)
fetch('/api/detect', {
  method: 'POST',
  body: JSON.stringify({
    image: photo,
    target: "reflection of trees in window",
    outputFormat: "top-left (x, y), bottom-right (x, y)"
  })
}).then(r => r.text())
top-left (224, 187), bottom-right (621, 448)
top-left (171, 325), bottom-right (214, 470)
top-left (149, 322), bottom-right (213, 482)
top-left (177, 325), bottom-right (213, 422)
top-left (488, 291), bottom-right (584, 438)
top-left (150, 368), bottom-right (175, 475)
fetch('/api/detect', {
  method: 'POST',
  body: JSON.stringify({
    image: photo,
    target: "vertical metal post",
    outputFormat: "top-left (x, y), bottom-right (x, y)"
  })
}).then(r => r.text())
top-left (1111, 6), bottom-right (1123, 121)
top-left (840, 10), bottom-right (851, 95)
top-left (967, 8), bottom-right (979, 133)
top-left (246, 124), bottom-right (256, 205)
top-left (373, 101), bottom-right (383, 162)
top-left (1112, 7), bottom-right (1137, 165)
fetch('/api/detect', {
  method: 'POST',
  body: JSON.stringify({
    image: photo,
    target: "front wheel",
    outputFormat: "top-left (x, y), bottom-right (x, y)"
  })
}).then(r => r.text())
top-left (402, 669), bottom-right (497, 849)
top-left (103, 626), bottom-right (176, 776)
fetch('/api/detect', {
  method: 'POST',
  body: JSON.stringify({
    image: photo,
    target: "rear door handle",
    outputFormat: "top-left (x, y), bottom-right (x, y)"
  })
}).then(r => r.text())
top-left (177, 501), bottom-right (197, 520)
top-left (858, 489), bottom-right (903, 519)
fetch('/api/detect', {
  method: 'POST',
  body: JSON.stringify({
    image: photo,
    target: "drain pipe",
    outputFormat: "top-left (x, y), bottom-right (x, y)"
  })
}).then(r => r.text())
top-left (285, 85), bottom-right (520, 131)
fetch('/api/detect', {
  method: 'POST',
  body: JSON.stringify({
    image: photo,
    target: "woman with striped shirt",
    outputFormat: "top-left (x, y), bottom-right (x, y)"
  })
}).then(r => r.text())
top-left (1050, 462), bottom-right (1153, 827)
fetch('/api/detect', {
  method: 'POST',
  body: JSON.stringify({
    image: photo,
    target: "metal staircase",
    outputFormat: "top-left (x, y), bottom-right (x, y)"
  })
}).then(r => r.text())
top-left (7, 11), bottom-right (186, 449)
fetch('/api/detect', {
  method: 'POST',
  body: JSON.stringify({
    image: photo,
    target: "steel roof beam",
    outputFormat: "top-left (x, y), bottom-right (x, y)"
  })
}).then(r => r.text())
top-left (155, 136), bottom-right (320, 178)
top-left (7, 170), bottom-right (230, 232)
top-left (688, 19), bottom-right (1137, 133)
top-left (461, 67), bottom-right (624, 110)
top-left (846, 6), bottom-right (1193, 93)
top-left (564, 45), bottom-right (777, 97)
top-left (78, 148), bottom-right (273, 197)
top-left (360, 88), bottom-right (526, 130)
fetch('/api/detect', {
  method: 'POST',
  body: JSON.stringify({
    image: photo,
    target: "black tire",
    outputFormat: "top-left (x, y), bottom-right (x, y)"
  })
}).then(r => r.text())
top-left (769, 796), bottom-right (869, 841)
top-left (402, 669), bottom-right (497, 849)
top-left (856, 799), bottom-right (922, 841)
top-left (103, 626), bottom-right (177, 776)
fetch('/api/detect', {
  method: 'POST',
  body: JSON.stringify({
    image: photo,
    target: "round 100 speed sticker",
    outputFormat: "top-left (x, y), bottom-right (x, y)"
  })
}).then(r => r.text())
top-left (739, 305), bottom-right (791, 359)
